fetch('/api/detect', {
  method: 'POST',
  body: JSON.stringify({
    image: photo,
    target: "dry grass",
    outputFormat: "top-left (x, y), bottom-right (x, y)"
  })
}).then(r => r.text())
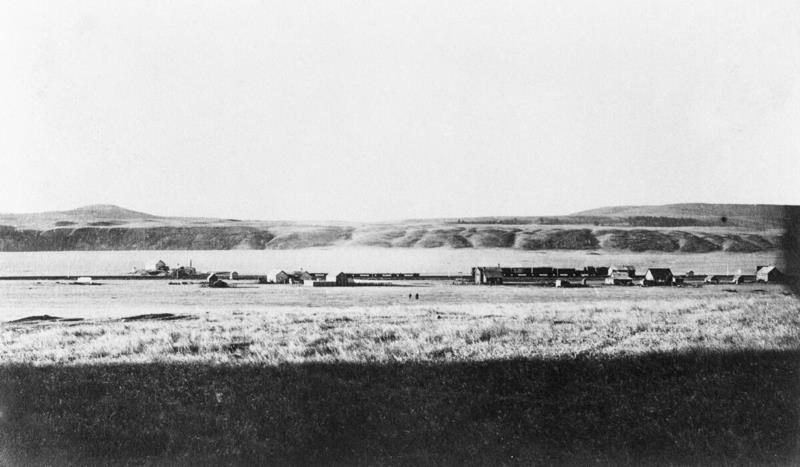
top-left (2, 284), bottom-right (799, 465)
top-left (3, 285), bottom-right (798, 365)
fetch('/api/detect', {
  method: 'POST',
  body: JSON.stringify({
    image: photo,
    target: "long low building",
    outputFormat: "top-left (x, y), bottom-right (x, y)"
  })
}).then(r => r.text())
top-left (333, 272), bottom-right (469, 285)
top-left (472, 266), bottom-right (609, 285)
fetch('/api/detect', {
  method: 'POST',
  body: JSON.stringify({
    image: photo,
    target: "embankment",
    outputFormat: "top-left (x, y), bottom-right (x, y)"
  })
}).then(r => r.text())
top-left (0, 224), bottom-right (783, 253)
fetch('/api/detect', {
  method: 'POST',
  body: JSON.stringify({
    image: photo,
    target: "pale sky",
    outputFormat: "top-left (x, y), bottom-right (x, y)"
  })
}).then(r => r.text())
top-left (1, 0), bottom-right (798, 221)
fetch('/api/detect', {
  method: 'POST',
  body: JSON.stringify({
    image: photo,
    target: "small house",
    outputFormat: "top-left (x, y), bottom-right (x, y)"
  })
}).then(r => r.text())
top-left (266, 270), bottom-right (291, 284)
top-left (756, 266), bottom-right (781, 283)
top-left (644, 268), bottom-right (674, 286)
top-left (605, 271), bottom-right (633, 286)
top-left (608, 265), bottom-right (636, 277)
top-left (290, 271), bottom-right (313, 284)
top-left (472, 267), bottom-right (504, 285)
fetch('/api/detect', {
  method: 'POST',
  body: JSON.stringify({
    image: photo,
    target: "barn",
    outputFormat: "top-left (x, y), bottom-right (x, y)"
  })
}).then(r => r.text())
top-left (756, 266), bottom-right (781, 283)
top-left (644, 268), bottom-right (674, 286)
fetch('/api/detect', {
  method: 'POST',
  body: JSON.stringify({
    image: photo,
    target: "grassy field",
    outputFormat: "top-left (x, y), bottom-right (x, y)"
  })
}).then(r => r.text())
top-left (1, 282), bottom-right (799, 464)
top-left (2, 283), bottom-right (799, 364)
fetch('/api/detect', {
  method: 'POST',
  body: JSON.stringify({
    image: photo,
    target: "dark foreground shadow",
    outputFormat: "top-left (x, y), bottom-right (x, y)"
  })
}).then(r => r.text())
top-left (1, 350), bottom-right (798, 466)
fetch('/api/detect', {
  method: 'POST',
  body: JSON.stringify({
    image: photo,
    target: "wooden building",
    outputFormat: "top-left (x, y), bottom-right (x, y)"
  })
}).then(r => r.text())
top-left (266, 270), bottom-right (291, 284)
top-left (756, 266), bottom-right (781, 283)
top-left (643, 268), bottom-right (674, 286)
top-left (605, 271), bottom-right (633, 285)
top-left (335, 272), bottom-right (355, 286)
top-left (473, 267), bottom-right (504, 284)
top-left (144, 260), bottom-right (169, 274)
top-left (608, 265), bottom-right (636, 277)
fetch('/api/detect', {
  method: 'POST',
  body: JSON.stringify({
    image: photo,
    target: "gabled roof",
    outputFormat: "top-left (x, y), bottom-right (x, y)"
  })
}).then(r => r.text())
top-left (757, 266), bottom-right (777, 274)
top-left (646, 268), bottom-right (673, 278)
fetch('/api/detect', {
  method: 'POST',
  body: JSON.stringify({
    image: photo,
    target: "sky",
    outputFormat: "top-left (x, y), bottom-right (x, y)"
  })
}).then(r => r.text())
top-left (1, 0), bottom-right (798, 221)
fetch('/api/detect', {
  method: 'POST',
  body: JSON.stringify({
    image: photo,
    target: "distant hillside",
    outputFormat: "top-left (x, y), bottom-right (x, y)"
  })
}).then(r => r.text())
top-left (60, 204), bottom-right (160, 220)
top-left (572, 203), bottom-right (792, 220)
top-left (0, 204), bottom-right (792, 252)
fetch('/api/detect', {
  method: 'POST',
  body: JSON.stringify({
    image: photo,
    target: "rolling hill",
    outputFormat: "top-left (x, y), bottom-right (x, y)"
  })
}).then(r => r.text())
top-left (0, 204), bottom-right (793, 252)
top-left (571, 203), bottom-right (794, 227)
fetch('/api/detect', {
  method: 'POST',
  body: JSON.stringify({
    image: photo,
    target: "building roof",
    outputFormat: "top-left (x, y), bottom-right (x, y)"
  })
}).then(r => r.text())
top-left (609, 272), bottom-right (632, 279)
top-left (646, 268), bottom-right (673, 278)
top-left (479, 267), bottom-right (504, 279)
top-left (609, 265), bottom-right (635, 275)
top-left (757, 266), bottom-right (778, 275)
top-left (145, 259), bottom-right (167, 269)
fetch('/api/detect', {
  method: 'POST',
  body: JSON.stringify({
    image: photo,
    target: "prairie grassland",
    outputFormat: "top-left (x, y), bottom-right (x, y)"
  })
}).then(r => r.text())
top-left (2, 284), bottom-right (798, 365)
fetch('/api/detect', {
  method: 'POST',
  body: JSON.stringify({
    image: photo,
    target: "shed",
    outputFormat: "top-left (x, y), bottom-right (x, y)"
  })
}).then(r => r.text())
top-left (644, 268), bottom-right (674, 286)
top-left (756, 266), bottom-right (781, 283)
